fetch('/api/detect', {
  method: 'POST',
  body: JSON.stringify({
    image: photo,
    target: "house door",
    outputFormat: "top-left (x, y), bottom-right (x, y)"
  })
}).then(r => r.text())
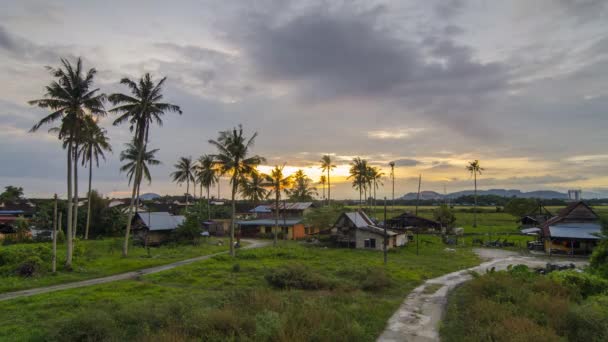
top-left (370, 238), bottom-right (376, 249)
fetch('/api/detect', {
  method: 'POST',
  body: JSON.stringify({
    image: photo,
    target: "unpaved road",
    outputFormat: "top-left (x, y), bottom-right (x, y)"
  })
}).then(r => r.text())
top-left (377, 249), bottom-right (588, 342)
top-left (0, 239), bottom-right (269, 302)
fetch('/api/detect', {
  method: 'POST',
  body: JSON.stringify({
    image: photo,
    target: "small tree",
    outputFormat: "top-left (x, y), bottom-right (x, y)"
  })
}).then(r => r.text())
top-left (172, 215), bottom-right (202, 245)
top-left (303, 205), bottom-right (344, 233)
top-left (433, 204), bottom-right (456, 234)
top-left (0, 186), bottom-right (24, 202)
top-left (504, 198), bottom-right (539, 218)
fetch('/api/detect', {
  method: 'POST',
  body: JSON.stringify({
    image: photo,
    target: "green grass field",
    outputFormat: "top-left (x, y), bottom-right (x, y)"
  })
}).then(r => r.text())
top-left (0, 239), bottom-right (479, 341)
top-left (0, 238), bottom-right (229, 294)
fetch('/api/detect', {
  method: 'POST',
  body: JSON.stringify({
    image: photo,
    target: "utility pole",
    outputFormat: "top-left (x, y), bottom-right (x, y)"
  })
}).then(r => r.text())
top-left (415, 174), bottom-right (422, 216)
top-left (383, 197), bottom-right (387, 265)
top-left (389, 161), bottom-right (395, 208)
top-left (52, 194), bottom-right (58, 273)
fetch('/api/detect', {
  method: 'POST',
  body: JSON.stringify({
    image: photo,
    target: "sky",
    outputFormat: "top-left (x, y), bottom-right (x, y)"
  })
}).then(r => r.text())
top-left (1, 0), bottom-right (607, 200)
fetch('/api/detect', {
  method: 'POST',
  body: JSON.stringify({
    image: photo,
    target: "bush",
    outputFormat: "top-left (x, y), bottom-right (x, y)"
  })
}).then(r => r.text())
top-left (255, 310), bottom-right (281, 341)
top-left (360, 268), bottom-right (392, 291)
top-left (549, 270), bottom-right (608, 298)
top-left (16, 256), bottom-right (44, 277)
top-left (0, 244), bottom-right (51, 275)
top-left (172, 215), bottom-right (202, 245)
top-left (47, 309), bottom-right (123, 341)
top-left (564, 295), bottom-right (608, 341)
top-left (265, 264), bottom-right (332, 290)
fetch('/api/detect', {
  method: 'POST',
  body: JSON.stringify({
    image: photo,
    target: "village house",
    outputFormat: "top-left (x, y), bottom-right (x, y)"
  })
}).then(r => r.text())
top-left (332, 211), bottom-right (407, 250)
top-left (385, 212), bottom-right (442, 232)
top-left (519, 202), bottom-right (552, 228)
top-left (131, 212), bottom-right (185, 246)
top-left (541, 201), bottom-right (601, 255)
top-left (268, 202), bottom-right (316, 217)
top-left (236, 218), bottom-right (307, 240)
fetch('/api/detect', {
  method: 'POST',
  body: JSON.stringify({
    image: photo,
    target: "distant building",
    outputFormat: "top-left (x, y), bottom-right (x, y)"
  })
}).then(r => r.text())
top-left (236, 218), bottom-right (307, 240)
top-left (568, 189), bottom-right (582, 201)
top-left (541, 201), bottom-right (601, 255)
top-left (519, 202), bottom-right (552, 228)
top-left (332, 211), bottom-right (407, 250)
top-left (385, 212), bottom-right (441, 231)
top-left (132, 212), bottom-right (185, 245)
top-left (268, 202), bottom-right (316, 217)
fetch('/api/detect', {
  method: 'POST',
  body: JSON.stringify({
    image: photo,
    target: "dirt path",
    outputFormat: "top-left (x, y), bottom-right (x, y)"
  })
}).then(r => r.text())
top-left (377, 249), bottom-right (588, 342)
top-left (0, 239), bottom-right (269, 302)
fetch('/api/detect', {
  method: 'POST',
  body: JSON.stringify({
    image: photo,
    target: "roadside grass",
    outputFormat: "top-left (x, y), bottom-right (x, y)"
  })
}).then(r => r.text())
top-left (0, 238), bottom-right (479, 341)
top-left (0, 237), bottom-right (229, 293)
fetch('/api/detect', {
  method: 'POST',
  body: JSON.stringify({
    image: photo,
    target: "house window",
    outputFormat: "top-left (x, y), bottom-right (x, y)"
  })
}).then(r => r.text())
top-left (364, 239), bottom-right (370, 248)
top-left (370, 238), bottom-right (376, 248)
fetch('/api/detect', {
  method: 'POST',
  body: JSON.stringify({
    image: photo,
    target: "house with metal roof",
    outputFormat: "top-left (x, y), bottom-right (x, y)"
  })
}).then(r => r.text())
top-left (267, 202), bottom-right (316, 217)
top-left (236, 218), bottom-right (307, 240)
top-left (385, 212), bottom-right (441, 231)
top-left (540, 201), bottom-right (602, 255)
top-left (132, 212), bottom-right (185, 245)
top-left (332, 211), bottom-right (407, 250)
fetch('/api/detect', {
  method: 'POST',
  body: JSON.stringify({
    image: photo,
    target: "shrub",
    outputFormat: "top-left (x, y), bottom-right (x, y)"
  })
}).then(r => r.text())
top-left (265, 264), bottom-right (332, 290)
top-left (564, 295), bottom-right (608, 342)
top-left (16, 256), bottom-right (44, 277)
top-left (47, 309), bottom-right (123, 341)
top-left (549, 270), bottom-right (608, 298)
top-left (232, 263), bottom-right (241, 273)
top-left (255, 310), bottom-right (281, 341)
top-left (360, 268), bottom-right (392, 291)
top-left (172, 215), bottom-right (202, 245)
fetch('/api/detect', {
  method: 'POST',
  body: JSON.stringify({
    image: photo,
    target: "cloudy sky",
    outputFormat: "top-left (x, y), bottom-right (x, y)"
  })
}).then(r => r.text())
top-left (1, 0), bottom-right (607, 199)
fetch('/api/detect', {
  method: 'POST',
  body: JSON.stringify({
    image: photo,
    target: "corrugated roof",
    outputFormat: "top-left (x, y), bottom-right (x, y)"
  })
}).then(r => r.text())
top-left (359, 225), bottom-right (398, 236)
top-left (344, 211), bottom-right (373, 228)
top-left (548, 223), bottom-right (601, 240)
top-left (138, 212), bottom-right (185, 231)
top-left (250, 205), bottom-right (272, 213)
top-left (237, 218), bottom-right (302, 226)
top-left (269, 202), bottom-right (313, 210)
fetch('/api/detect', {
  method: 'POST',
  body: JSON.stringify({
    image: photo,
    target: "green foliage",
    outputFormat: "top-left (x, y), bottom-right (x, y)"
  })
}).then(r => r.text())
top-left (433, 204), bottom-right (456, 229)
top-left (287, 169), bottom-right (317, 201)
top-left (504, 198), bottom-right (539, 218)
top-left (265, 263), bottom-right (333, 290)
top-left (16, 256), bottom-right (44, 277)
top-left (303, 204), bottom-right (345, 230)
top-left (0, 245), bottom-right (50, 276)
top-left (549, 270), bottom-right (608, 298)
top-left (172, 215), bottom-right (202, 245)
top-left (360, 268), bottom-right (392, 291)
top-left (255, 310), bottom-right (281, 341)
top-left (564, 295), bottom-right (608, 342)
top-left (0, 185), bottom-right (24, 202)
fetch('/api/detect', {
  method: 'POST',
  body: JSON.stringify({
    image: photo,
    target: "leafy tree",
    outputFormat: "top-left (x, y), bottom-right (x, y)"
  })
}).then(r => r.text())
top-left (172, 214), bottom-right (202, 245)
top-left (318, 175), bottom-right (327, 202)
top-left (119, 139), bottom-right (161, 187)
top-left (109, 73), bottom-right (181, 256)
top-left (287, 170), bottom-right (317, 202)
top-left (240, 171), bottom-right (270, 207)
top-left (368, 166), bottom-right (384, 209)
top-left (319, 155), bottom-right (336, 205)
top-left (0, 186), bottom-right (24, 202)
top-left (348, 157), bottom-right (368, 207)
top-left (266, 165), bottom-right (292, 246)
top-left (79, 116), bottom-right (111, 239)
top-left (303, 204), bottom-right (345, 231)
top-left (195, 155), bottom-right (218, 220)
top-left (466, 160), bottom-right (484, 227)
top-left (209, 125), bottom-right (264, 256)
top-left (590, 218), bottom-right (608, 277)
top-left (29, 58), bottom-right (106, 269)
top-left (504, 198), bottom-right (539, 218)
top-left (171, 156), bottom-right (195, 205)
top-left (433, 204), bottom-right (457, 232)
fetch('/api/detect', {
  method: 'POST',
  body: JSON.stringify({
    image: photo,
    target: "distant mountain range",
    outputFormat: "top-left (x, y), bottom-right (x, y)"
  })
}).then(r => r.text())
top-left (138, 193), bottom-right (161, 200)
top-left (400, 189), bottom-right (605, 200)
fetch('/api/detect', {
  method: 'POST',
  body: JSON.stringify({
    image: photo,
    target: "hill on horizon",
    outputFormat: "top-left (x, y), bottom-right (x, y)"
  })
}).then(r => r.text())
top-left (400, 189), bottom-right (577, 200)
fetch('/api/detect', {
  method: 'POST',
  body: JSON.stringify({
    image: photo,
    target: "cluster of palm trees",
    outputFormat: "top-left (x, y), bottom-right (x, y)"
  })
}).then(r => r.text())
top-left (30, 58), bottom-right (182, 267)
top-left (348, 157), bottom-right (385, 208)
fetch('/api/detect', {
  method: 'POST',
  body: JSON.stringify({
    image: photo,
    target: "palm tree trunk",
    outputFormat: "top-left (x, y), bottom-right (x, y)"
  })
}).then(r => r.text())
top-left (207, 186), bottom-right (211, 220)
top-left (52, 194), bottom-right (57, 273)
top-left (65, 143), bottom-right (74, 269)
top-left (73, 148), bottom-right (79, 238)
top-left (185, 178), bottom-right (190, 207)
top-left (85, 156), bottom-right (93, 240)
top-left (473, 173), bottom-right (477, 228)
top-left (274, 190), bottom-right (279, 246)
top-left (359, 187), bottom-right (362, 209)
top-left (123, 134), bottom-right (145, 257)
top-left (230, 182), bottom-right (237, 256)
top-left (327, 169), bottom-right (330, 206)
top-left (217, 178), bottom-right (221, 200)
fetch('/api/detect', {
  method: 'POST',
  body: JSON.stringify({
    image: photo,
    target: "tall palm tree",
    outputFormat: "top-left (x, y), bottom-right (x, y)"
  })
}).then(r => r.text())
top-left (389, 161), bottom-right (395, 206)
top-left (240, 171), bottom-right (270, 208)
top-left (80, 116), bottom-right (111, 240)
top-left (319, 175), bottom-right (327, 202)
top-left (109, 73), bottom-right (181, 257)
top-left (369, 166), bottom-right (384, 210)
top-left (209, 125), bottom-right (264, 256)
top-left (466, 160), bottom-right (485, 228)
top-left (319, 155), bottom-right (336, 206)
top-left (287, 169), bottom-right (317, 202)
top-left (119, 139), bottom-right (161, 189)
top-left (348, 157), bottom-right (368, 208)
top-left (171, 156), bottom-right (195, 206)
top-left (266, 165), bottom-right (292, 247)
top-left (196, 155), bottom-right (219, 220)
top-left (29, 58), bottom-right (106, 269)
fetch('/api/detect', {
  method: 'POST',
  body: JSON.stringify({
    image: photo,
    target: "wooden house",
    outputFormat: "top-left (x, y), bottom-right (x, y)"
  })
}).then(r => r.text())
top-left (541, 201), bottom-right (601, 255)
top-left (236, 218), bottom-right (307, 240)
top-left (332, 211), bottom-right (407, 250)
top-left (132, 212), bottom-right (185, 246)
top-left (385, 212), bottom-right (441, 232)
top-left (519, 203), bottom-right (552, 228)
top-left (268, 202), bottom-right (316, 218)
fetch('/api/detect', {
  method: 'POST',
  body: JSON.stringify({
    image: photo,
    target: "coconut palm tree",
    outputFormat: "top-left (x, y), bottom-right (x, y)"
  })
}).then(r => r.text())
top-left (79, 116), bottom-right (112, 240)
top-left (348, 157), bottom-right (368, 208)
top-left (319, 155), bottom-right (336, 206)
top-left (319, 175), bottom-right (327, 202)
top-left (466, 160), bottom-right (485, 228)
top-left (389, 161), bottom-right (395, 206)
top-left (171, 156), bottom-right (195, 206)
top-left (109, 73), bottom-right (181, 256)
top-left (240, 171), bottom-right (270, 208)
top-left (209, 125), bottom-right (264, 256)
top-left (196, 154), bottom-right (219, 220)
top-left (29, 57), bottom-right (106, 269)
top-left (369, 166), bottom-right (385, 210)
top-left (287, 169), bottom-right (317, 202)
top-left (266, 165), bottom-right (292, 246)
top-left (119, 139), bottom-right (161, 189)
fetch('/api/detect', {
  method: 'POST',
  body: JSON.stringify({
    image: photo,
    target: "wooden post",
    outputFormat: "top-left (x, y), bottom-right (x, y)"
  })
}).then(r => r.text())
top-left (383, 197), bottom-right (387, 265)
top-left (52, 194), bottom-right (58, 273)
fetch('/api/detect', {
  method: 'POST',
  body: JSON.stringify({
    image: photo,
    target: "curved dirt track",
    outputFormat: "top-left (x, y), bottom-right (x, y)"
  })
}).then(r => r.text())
top-left (377, 249), bottom-right (588, 342)
top-left (0, 239), bottom-right (269, 302)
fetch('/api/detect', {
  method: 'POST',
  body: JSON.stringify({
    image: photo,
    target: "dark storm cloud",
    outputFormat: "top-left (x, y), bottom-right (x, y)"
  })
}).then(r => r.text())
top-left (392, 159), bottom-right (419, 167)
top-left (0, 25), bottom-right (65, 63)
